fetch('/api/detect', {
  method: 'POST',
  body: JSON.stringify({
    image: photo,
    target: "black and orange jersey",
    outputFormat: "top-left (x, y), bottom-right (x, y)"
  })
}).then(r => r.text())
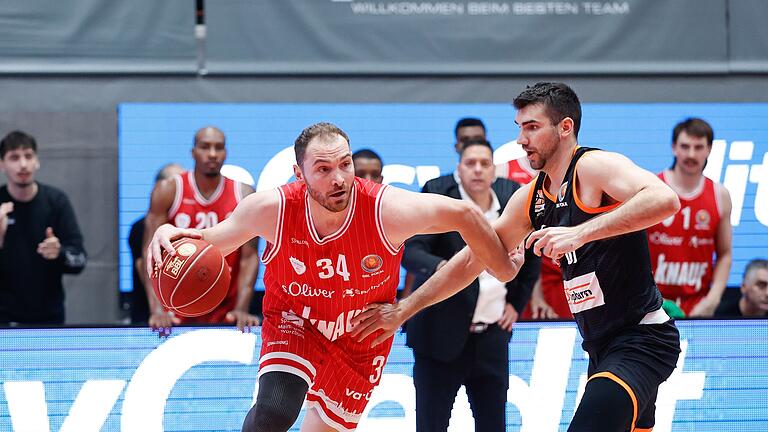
top-left (527, 146), bottom-right (662, 348)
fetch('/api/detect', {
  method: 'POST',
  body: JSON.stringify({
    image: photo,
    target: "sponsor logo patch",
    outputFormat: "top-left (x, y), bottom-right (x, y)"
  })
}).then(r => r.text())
top-left (361, 254), bottom-right (383, 273)
top-left (289, 256), bottom-right (306, 275)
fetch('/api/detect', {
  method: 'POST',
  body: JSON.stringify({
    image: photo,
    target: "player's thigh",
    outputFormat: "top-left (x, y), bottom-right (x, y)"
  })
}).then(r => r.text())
top-left (569, 377), bottom-right (633, 432)
top-left (300, 407), bottom-right (340, 432)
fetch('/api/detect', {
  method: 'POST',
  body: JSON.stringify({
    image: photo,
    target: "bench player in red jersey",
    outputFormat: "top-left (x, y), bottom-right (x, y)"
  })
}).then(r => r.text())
top-left (142, 126), bottom-right (260, 334)
top-left (147, 122), bottom-right (518, 432)
top-left (647, 118), bottom-right (733, 317)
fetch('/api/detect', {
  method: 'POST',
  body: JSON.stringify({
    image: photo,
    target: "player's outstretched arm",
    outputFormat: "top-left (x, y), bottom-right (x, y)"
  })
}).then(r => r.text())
top-left (146, 189), bottom-right (280, 276)
top-left (352, 185), bottom-right (534, 346)
top-left (379, 186), bottom-right (516, 282)
top-left (526, 151), bottom-right (681, 259)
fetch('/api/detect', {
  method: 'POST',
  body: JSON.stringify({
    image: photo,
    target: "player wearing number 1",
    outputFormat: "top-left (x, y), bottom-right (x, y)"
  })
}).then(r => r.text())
top-left (142, 126), bottom-right (261, 333)
top-left (146, 122), bottom-right (517, 432)
top-left (647, 118), bottom-right (733, 317)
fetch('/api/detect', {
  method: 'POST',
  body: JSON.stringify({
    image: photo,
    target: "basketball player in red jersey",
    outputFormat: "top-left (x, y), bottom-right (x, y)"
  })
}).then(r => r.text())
top-left (497, 143), bottom-right (572, 319)
top-left (647, 118), bottom-right (733, 317)
top-left (146, 122), bottom-right (516, 432)
top-left (142, 126), bottom-right (260, 334)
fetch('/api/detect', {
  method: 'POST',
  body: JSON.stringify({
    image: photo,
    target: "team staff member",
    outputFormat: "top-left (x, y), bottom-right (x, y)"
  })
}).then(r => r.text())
top-left (403, 138), bottom-right (538, 431)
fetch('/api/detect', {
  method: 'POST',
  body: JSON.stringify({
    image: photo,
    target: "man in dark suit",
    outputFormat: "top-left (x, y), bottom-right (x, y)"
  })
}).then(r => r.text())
top-left (404, 138), bottom-right (540, 431)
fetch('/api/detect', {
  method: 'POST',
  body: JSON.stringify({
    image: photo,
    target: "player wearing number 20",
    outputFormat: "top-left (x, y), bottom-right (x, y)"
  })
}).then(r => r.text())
top-left (647, 118), bottom-right (733, 317)
top-left (142, 126), bottom-right (260, 332)
top-left (146, 122), bottom-right (518, 432)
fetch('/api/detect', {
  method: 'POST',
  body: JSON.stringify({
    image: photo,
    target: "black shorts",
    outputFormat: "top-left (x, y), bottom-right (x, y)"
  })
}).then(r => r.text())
top-left (584, 320), bottom-right (681, 430)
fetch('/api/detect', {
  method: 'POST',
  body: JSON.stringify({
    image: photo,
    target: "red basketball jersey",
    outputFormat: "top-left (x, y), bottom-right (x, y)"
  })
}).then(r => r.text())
top-left (262, 177), bottom-right (403, 342)
top-left (506, 157), bottom-right (536, 185)
top-left (168, 171), bottom-right (244, 323)
top-left (647, 172), bottom-right (721, 314)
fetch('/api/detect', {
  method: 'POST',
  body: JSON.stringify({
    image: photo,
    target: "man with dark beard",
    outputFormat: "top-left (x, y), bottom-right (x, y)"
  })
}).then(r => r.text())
top-left (0, 130), bottom-right (87, 324)
top-left (146, 122), bottom-right (519, 432)
top-left (353, 82), bottom-right (684, 432)
top-left (142, 126), bottom-right (260, 334)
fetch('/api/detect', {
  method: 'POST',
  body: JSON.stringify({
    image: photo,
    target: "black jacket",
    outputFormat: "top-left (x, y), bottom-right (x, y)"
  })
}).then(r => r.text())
top-left (403, 174), bottom-right (539, 361)
top-left (0, 183), bottom-right (87, 324)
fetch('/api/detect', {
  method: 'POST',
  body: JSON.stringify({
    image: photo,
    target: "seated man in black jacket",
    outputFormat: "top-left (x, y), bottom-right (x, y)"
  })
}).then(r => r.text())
top-left (403, 138), bottom-right (540, 432)
top-left (0, 130), bottom-right (87, 325)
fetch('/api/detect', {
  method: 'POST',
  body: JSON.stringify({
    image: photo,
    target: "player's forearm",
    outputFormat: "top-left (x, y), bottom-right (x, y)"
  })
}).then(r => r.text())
top-left (708, 252), bottom-right (732, 301)
top-left (457, 206), bottom-right (515, 281)
top-left (579, 185), bottom-right (680, 244)
top-left (399, 247), bottom-right (484, 320)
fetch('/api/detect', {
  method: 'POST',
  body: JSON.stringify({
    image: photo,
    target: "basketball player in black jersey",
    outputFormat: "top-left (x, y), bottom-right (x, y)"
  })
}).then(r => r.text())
top-left (352, 82), bottom-right (682, 432)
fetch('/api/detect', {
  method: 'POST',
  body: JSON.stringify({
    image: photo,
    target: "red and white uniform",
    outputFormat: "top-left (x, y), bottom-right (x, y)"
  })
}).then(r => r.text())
top-left (259, 177), bottom-right (403, 431)
top-left (503, 158), bottom-right (573, 319)
top-left (168, 171), bottom-right (243, 323)
top-left (647, 172), bottom-right (721, 314)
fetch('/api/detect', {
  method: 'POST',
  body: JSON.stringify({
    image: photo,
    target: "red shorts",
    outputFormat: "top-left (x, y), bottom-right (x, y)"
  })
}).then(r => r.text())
top-left (258, 308), bottom-right (393, 431)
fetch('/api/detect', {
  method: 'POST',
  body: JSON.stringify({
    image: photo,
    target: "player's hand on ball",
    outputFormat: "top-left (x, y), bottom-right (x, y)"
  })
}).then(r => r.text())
top-left (350, 302), bottom-right (404, 347)
top-left (146, 223), bottom-right (202, 277)
top-left (226, 310), bottom-right (260, 333)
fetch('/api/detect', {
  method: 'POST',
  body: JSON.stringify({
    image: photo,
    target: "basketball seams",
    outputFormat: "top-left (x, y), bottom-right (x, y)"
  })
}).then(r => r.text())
top-left (170, 246), bottom-right (226, 313)
top-left (168, 243), bottom-right (213, 309)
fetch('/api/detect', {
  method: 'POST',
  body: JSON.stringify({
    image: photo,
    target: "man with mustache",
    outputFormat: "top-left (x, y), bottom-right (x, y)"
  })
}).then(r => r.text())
top-left (0, 130), bottom-right (87, 325)
top-left (646, 118), bottom-right (733, 317)
top-left (146, 122), bottom-right (518, 432)
top-left (142, 126), bottom-right (260, 334)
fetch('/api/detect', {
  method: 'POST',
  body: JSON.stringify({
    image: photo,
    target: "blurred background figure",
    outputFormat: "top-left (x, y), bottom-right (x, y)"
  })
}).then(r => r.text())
top-left (647, 118), bottom-right (733, 318)
top-left (142, 126), bottom-right (260, 334)
top-left (126, 162), bottom-right (184, 324)
top-left (0, 130), bottom-right (87, 325)
top-left (715, 259), bottom-right (768, 318)
top-left (352, 148), bottom-right (383, 183)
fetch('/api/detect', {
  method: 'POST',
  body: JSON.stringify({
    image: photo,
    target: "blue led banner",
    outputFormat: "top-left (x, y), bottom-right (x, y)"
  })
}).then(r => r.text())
top-left (118, 103), bottom-right (768, 294)
top-left (0, 321), bottom-right (765, 431)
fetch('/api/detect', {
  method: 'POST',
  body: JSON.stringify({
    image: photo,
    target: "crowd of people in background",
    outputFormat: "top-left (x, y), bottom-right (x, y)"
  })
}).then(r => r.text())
top-left (0, 115), bottom-right (765, 328)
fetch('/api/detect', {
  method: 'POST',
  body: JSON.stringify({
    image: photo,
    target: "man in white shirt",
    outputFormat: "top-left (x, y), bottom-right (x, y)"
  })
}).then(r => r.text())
top-left (401, 138), bottom-right (539, 431)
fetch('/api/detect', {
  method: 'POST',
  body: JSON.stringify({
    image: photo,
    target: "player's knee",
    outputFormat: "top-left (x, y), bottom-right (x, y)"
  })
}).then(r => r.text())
top-left (241, 372), bottom-right (308, 432)
top-left (242, 399), bottom-right (300, 432)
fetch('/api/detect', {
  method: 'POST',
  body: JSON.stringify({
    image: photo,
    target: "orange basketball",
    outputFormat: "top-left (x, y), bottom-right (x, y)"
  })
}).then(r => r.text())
top-left (152, 238), bottom-right (230, 317)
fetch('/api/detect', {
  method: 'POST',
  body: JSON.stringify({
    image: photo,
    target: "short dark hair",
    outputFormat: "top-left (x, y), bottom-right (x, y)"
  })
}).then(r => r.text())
top-left (459, 138), bottom-right (493, 158)
top-left (513, 82), bottom-right (582, 138)
top-left (0, 130), bottom-right (37, 159)
top-left (455, 118), bottom-right (486, 139)
top-left (294, 122), bottom-right (350, 167)
top-left (352, 148), bottom-right (383, 164)
top-left (744, 259), bottom-right (768, 281)
top-left (672, 118), bottom-right (714, 146)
